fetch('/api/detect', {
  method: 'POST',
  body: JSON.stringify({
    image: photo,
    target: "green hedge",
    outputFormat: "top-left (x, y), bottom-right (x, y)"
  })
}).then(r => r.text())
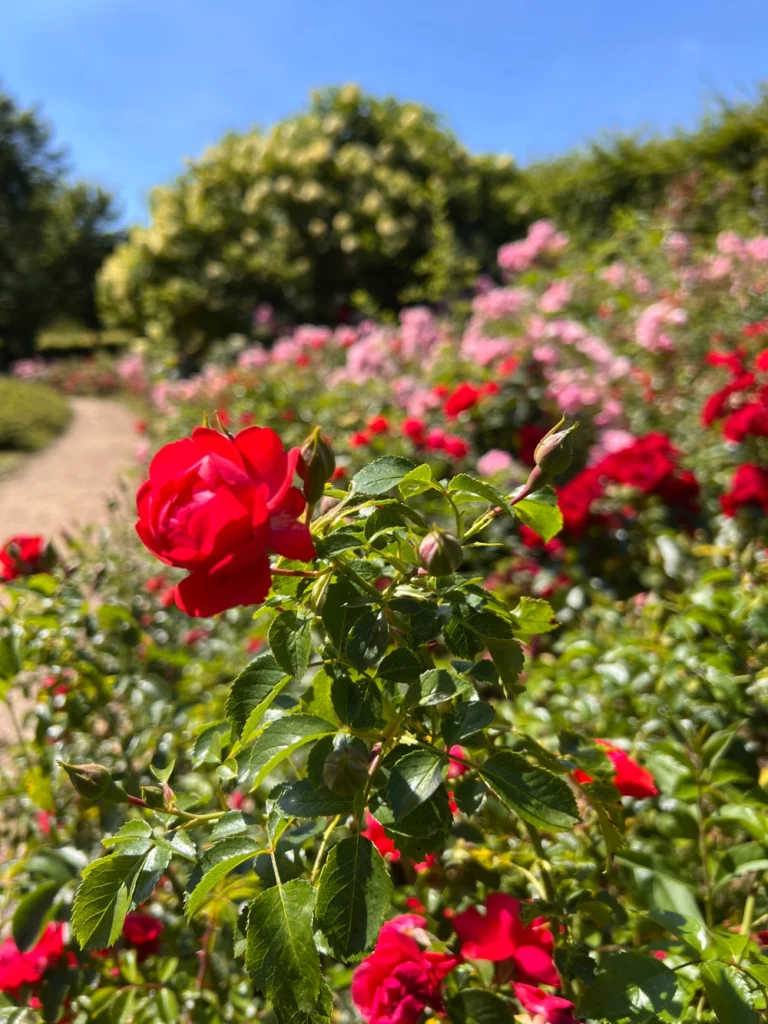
top-left (0, 377), bottom-right (72, 452)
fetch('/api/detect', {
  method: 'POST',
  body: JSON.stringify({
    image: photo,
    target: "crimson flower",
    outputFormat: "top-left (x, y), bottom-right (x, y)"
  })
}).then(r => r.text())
top-left (0, 535), bottom-right (46, 581)
top-left (444, 435), bottom-right (470, 459)
top-left (444, 383), bottom-right (481, 418)
top-left (513, 982), bottom-right (580, 1024)
top-left (0, 923), bottom-right (66, 996)
top-left (135, 426), bottom-right (314, 617)
top-left (361, 812), bottom-right (400, 862)
top-left (352, 915), bottom-right (459, 1024)
top-left (573, 740), bottom-right (658, 799)
top-left (721, 463), bottom-right (768, 517)
top-left (402, 418), bottom-right (426, 444)
top-left (368, 416), bottom-right (390, 434)
top-left (452, 892), bottom-right (559, 986)
top-left (447, 745), bottom-right (468, 780)
top-left (122, 913), bottom-right (164, 960)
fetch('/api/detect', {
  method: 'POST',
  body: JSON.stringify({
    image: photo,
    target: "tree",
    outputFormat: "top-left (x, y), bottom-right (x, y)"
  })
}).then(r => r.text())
top-left (97, 85), bottom-right (525, 363)
top-left (0, 87), bottom-right (121, 366)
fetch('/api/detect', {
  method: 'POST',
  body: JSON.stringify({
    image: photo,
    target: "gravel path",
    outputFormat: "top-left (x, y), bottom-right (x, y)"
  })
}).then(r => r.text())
top-left (0, 397), bottom-right (137, 745)
top-left (0, 396), bottom-right (137, 542)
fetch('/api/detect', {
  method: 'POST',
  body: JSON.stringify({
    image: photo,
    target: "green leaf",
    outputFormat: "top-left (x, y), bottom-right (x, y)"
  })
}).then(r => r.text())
top-left (321, 579), bottom-right (368, 653)
top-left (615, 851), bottom-right (704, 922)
top-left (269, 612), bottom-right (313, 679)
top-left (72, 853), bottom-right (146, 951)
top-left (315, 835), bottom-right (393, 962)
top-left (579, 951), bottom-right (681, 1020)
top-left (155, 829), bottom-right (197, 862)
top-left (447, 989), bottom-right (514, 1024)
top-left (12, 880), bottom-right (61, 952)
top-left (277, 780), bottom-right (352, 818)
top-left (467, 610), bottom-right (516, 640)
top-left (0, 1011), bottom-right (43, 1024)
top-left (448, 474), bottom-right (515, 516)
top-left (444, 616), bottom-right (485, 659)
top-left (700, 962), bottom-right (758, 1023)
top-left (246, 879), bottom-right (327, 1020)
top-left (155, 988), bottom-right (180, 1023)
top-left (513, 486), bottom-right (563, 542)
top-left (0, 633), bottom-right (20, 680)
top-left (346, 611), bottom-right (389, 671)
top-left (398, 463), bottom-right (436, 498)
top-left (186, 837), bottom-right (262, 920)
top-left (413, 668), bottom-right (473, 707)
top-left (442, 700), bottom-right (495, 746)
top-left (331, 673), bottom-right (383, 730)
top-left (210, 811), bottom-right (249, 842)
top-left (377, 648), bottom-right (424, 684)
top-left (479, 751), bottom-right (579, 832)
top-left (237, 714), bottom-right (336, 792)
top-left (513, 596), bottom-right (557, 634)
top-left (386, 785), bottom-right (454, 840)
top-left (193, 722), bottom-right (230, 766)
top-left (101, 820), bottom-right (154, 856)
top-left (484, 638), bottom-right (525, 695)
top-left (226, 653), bottom-right (289, 740)
top-left (388, 749), bottom-right (447, 820)
top-left (352, 456), bottom-right (416, 495)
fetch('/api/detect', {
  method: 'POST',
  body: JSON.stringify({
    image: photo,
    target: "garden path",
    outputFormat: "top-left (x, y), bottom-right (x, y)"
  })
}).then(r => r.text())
top-left (0, 396), bottom-right (137, 744)
top-left (0, 396), bottom-right (137, 541)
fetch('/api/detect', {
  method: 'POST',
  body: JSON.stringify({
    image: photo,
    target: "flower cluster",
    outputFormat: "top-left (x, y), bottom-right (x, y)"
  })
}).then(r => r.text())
top-left (557, 433), bottom-right (699, 538)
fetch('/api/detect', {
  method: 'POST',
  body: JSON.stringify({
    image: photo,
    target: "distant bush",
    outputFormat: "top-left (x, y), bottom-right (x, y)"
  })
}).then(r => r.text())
top-left (519, 86), bottom-right (768, 242)
top-left (0, 377), bottom-right (71, 451)
top-left (97, 85), bottom-right (524, 362)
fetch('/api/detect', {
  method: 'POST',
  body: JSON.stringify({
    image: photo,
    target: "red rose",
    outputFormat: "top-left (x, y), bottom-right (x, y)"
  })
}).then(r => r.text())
top-left (352, 915), bottom-right (458, 1024)
top-left (425, 428), bottom-right (447, 451)
top-left (597, 433), bottom-right (677, 494)
top-left (513, 982), bottom-right (579, 1024)
top-left (453, 892), bottom-right (559, 986)
top-left (144, 574), bottom-right (168, 593)
top-left (701, 373), bottom-right (755, 426)
top-left (721, 463), bottom-right (768, 517)
top-left (0, 922), bottom-right (65, 995)
top-left (351, 431), bottom-right (372, 448)
top-left (368, 416), bottom-right (390, 434)
top-left (0, 534), bottom-right (46, 581)
top-left (402, 418), bottom-right (426, 444)
top-left (573, 740), bottom-right (658, 799)
top-left (443, 435), bottom-right (470, 459)
top-left (557, 468), bottom-right (604, 537)
top-left (447, 745), bottom-right (468, 780)
top-left (135, 426), bottom-right (314, 617)
top-left (444, 383), bottom-right (480, 418)
top-left (122, 912), bottom-right (164, 960)
top-left (756, 350), bottom-right (768, 373)
top-left (744, 318), bottom-right (768, 338)
top-left (361, 811), bottom-right (400, 862)
top-left (706, 350), bottom-right (746, 375)
top-left (722, 402), bottom-right (768, 442)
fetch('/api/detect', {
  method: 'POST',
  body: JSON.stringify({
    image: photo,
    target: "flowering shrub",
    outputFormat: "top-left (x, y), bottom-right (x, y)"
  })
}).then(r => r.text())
top-left (3, 215), bottom-right (768, 1023)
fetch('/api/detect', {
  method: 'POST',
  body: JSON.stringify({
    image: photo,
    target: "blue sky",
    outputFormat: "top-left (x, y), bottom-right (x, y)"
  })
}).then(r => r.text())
top-left (3, 0), bottom-right (767, 224)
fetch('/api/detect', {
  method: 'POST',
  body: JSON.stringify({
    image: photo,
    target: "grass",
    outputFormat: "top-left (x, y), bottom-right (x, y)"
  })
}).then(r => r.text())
top-left (0, 377), bottom-right (72, 454)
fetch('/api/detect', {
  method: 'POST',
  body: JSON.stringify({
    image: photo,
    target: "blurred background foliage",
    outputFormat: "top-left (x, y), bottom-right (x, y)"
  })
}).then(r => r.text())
top-left (6, 82), bottom-right (768, 367)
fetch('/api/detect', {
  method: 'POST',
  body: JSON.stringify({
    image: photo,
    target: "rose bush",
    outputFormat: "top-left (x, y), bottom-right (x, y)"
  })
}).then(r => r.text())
top-left (2, 213), bottom-right (768, 1024)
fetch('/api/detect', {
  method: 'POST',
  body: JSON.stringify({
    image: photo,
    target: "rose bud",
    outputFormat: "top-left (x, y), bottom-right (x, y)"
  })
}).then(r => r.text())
top-left (298, 427), bottom-right (336, 505)
top-left (58, 762), bottom-right (128, 803)
top-left (533, 416), bottom-right (577, 479)
top-left (418, 529), bottom-right (463, 576)
top-left (323, 736), bottom-right (369, 797)
top-left (140, 785), bottom-right (167, 810)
